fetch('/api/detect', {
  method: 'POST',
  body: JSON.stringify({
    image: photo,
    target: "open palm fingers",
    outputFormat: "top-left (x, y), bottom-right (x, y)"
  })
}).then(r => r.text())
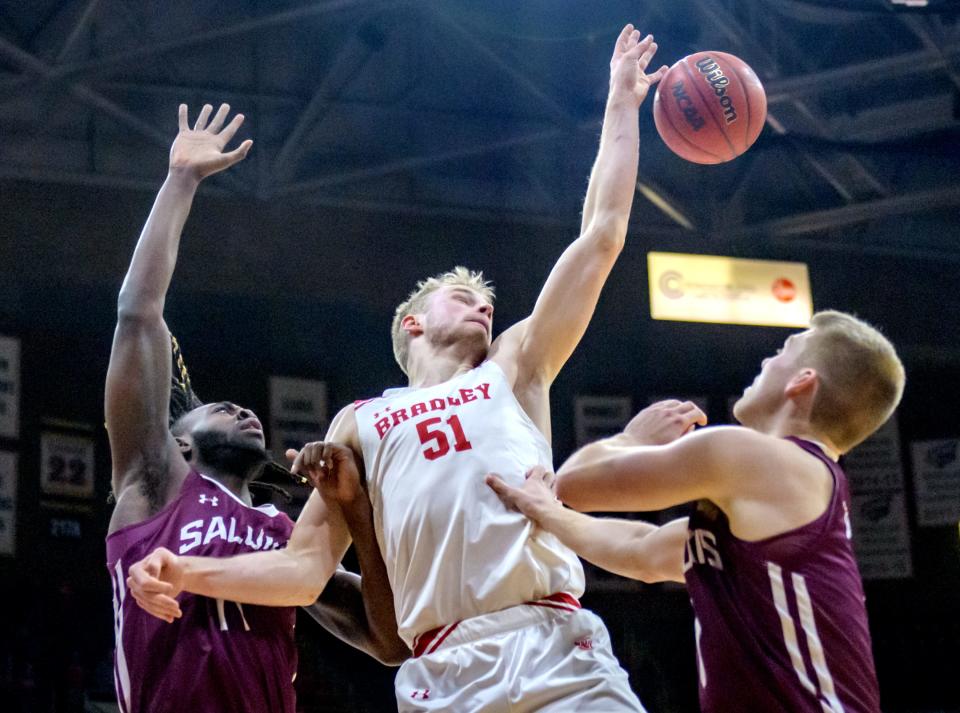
top-left (193, 103), bottom-right (213, 132)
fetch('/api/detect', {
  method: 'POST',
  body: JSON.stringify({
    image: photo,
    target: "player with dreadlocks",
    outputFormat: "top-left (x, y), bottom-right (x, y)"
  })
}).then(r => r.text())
top-left (104, 103), bottom-right (407, 713)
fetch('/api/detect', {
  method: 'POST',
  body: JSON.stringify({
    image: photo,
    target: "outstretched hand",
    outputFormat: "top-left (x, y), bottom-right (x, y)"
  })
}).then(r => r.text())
top-left (609, 24), bottom-right (669, 106)
top-left (169, 103), bottom-right (253, 181)
top-left (485, 465), bottom-right (563, 527)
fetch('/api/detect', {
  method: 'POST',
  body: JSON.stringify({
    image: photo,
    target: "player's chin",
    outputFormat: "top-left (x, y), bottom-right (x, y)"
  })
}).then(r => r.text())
top-left (459, 328), bottom-right (490, 355)
top-left (237, 428), bottom-right (266, 447)
top-left (731, 396), bottom-right (754, 426)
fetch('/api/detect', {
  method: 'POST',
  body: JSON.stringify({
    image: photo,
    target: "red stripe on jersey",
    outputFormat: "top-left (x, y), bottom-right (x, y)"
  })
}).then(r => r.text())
top-left (412, 593), bottom-right (581, 657)
top-left (526, 592), bottom-right (581, 611)
top-left (413, 622), bottom-right (460, 657)
top-left (353, 398), bottom-right (377, 410)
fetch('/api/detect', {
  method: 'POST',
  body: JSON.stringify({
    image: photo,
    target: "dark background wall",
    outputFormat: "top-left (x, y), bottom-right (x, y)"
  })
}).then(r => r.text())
top-left (1, 177), bottom-right (959, 712)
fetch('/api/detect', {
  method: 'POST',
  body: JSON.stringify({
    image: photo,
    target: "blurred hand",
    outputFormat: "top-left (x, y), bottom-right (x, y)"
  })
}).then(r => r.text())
top-left (127, 547), bottom-right (183, 623)
top-left (286, 441), bottom-right (363, 506)
top-left (485, 465), bottom-right (562, 526)
top-left (169, 103), bottom-right (252, 181)
top-left (609, 24), bottom-right (668, 106)
top-left (622, 400), bottom-right (707, 446)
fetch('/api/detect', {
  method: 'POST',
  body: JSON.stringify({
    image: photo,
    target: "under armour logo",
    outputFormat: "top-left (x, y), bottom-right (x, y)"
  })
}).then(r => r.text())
top-left (199, 494), bottom-right (219, 507)
top-left (575, 638), bottom-right (593, 650)
top-left (410, 688), bottom-right (430, 700)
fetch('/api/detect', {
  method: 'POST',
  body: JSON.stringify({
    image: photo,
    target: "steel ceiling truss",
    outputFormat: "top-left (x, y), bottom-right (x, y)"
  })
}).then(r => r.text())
top-left (0, 0), bottom-right (957, 245)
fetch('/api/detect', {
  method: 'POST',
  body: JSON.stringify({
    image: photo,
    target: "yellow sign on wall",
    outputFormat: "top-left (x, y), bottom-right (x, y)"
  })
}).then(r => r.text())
top-left (647, 252), bottom-right (812, 327)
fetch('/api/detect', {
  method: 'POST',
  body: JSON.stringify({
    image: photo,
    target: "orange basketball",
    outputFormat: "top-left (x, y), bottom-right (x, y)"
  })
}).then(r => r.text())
top-left (653, 51), bottom-right (767, 164)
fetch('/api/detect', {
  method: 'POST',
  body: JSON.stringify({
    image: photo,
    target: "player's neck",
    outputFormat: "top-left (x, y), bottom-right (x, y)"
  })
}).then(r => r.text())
top-left (193, 457), bottom-right (263, 505)
top-left (757, 411), bottom-right (840, 460)
top-left (406, 345), bottom-right (483, 389)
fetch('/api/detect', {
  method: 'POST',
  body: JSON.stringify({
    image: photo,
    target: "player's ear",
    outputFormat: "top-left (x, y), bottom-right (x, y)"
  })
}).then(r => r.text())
top-left (175, 436), bottom-right (193, 461)
top-left (785, 368), bottom-right (818, 400)
top-left (401, 314), bottom-right (423, 337)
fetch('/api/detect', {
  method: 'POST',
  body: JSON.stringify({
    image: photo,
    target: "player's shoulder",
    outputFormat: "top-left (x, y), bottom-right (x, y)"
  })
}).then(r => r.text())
top-left (693, 427), bottom-right (829, 498)
top-left (689, 425), bottom-right (771, 452)
top-left (328, 401), bottom-right (364, 450)
top-left (488, 318), bottom-right (529, 358)
top-left (687, 426), bottom-right (803, 472)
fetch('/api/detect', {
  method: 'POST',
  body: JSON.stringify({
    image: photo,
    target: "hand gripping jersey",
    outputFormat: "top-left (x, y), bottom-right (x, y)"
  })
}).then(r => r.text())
top-left (354, 360), bottom-right (585, 646)
top-left (684, 438), bottom-right (881, 713)
top-left (105, 470), bottom-right (296, 713)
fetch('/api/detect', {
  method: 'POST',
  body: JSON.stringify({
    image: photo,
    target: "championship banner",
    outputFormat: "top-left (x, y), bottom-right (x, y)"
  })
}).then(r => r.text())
top-left (910, 439), bottom-right (960, 526)
top-left (843, 416), bottom-right (913, 579)
top-left (574, 396), bottom-right (632, 448)
top-left (0, 336), bottom-right (20, 439)
top-left (269, 376), bottom-right (329, 453)
top-left (0, 450), bottom-right (17, 556)
top-left (647, 252), bottom-right (812, 327)
top-left (40, 432), bottom-right (95, 499)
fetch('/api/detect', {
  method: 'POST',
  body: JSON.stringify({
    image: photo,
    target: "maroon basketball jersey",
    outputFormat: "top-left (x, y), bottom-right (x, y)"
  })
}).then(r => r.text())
top-left (684, 437), bottom-right (881, 713)
top-left (105, 470), bottom-right (296, 713)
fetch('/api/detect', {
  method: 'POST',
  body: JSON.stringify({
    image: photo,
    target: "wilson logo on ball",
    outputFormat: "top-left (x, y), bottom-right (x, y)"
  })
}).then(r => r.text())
top-left (695, 57), bottom-right (738, 124)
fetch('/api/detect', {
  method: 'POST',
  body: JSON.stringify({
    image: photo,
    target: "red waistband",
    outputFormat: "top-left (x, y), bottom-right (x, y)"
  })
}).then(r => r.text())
top-left (412, 593), bottom-right (581, 657)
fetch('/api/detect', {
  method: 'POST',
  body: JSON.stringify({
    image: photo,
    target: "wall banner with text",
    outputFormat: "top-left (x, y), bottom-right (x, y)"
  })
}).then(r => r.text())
top-left (269, 376), bottom-right (329, 454)
top-left (843, 416), bottom-right (913, 580)
top-left (0, 336), bottom-right (20, 439)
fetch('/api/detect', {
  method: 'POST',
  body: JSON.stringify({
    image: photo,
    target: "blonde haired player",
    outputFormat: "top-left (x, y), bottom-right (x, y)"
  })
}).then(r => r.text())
top-left (488, 311), bottom-right (905, 713)
top-left (129, 24), bottom-right (667, 711)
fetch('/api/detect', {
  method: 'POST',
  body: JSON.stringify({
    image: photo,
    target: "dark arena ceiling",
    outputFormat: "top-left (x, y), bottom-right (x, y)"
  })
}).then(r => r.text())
top-left (1, 0), bottom-right (959, 263)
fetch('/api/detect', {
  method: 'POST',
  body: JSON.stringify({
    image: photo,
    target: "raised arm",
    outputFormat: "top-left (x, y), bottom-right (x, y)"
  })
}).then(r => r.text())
top-left (106, 103), bottom-right (252, 525)
top-left (487, 466), bottom-right (686, 584)
top-left (499, 26), bottom-right (667, 383)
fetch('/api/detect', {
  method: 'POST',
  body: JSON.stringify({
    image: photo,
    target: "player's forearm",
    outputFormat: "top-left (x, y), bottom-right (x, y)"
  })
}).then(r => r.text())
top-left (179, 545), bottom-right (336, 607)
top-left (580, 88), bottom-right (641, 238)
top-left (340, 497), bottom-right (409, 664)
top-left (117, 170), bottom-right (199, 319)
top-left (538, 507), bottom-right (658, 582)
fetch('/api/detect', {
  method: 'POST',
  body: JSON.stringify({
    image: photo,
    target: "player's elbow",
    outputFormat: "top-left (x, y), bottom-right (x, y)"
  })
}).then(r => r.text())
top-left (116, 292), bottom-right (163, 323)
top-left (291, 586), bottom-right (324, 607)
top-left (369, 638), bottom-right (412, 667)
top-left (289, 552), bottom-right (337, 605)
top-left (583, 212), bottom-right (628, 254)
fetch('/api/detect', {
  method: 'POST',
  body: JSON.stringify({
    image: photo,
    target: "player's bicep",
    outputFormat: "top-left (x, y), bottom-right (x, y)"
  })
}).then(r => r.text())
top-left (105, 315), bottom-right (184, 491)
top-left (558, 431), bottom-right (726, 513)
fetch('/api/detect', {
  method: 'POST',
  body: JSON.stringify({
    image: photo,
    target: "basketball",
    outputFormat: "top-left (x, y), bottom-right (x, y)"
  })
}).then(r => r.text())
top-left (653, 51), bottom-right (767, 164)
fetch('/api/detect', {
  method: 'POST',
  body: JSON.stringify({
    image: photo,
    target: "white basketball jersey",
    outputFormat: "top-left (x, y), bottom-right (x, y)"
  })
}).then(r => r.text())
top-left (355, 360), bottom-right (585, 646)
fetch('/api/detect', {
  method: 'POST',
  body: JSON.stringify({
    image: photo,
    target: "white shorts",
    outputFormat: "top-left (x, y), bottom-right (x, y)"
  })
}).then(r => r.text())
top-left (395, 594), bottom-right (646, 712)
